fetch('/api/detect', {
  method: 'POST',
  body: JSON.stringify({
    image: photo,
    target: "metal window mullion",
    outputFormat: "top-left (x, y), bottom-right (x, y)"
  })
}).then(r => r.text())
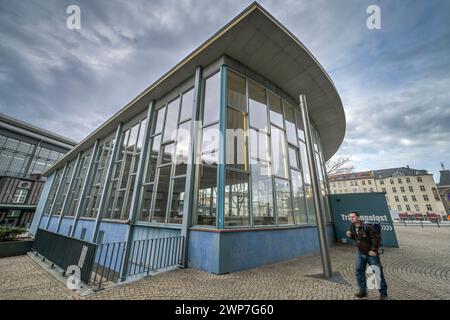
top-left (216, 64), bottom-right (227, 230)
top-left (183, 66), bottom-right (202, 237)
top-left (70, 140), bottom-right (99, 237)
top-left (91, 124), bottom-right (123, 243)
top-left (56, 152), bottom-right (82, 233)
top-left (44, 162), bottom-right (68, 230)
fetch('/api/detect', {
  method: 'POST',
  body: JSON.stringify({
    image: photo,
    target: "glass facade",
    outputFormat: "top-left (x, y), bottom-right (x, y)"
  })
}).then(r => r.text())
top-left (0, 135), bottom-right (65, 177)
top-left (41, 62), bottom-right (332, 230)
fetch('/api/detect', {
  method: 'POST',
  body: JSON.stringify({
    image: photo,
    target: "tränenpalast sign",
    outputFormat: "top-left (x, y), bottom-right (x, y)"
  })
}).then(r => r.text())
top-left (329, 193), bottom-right (399, 248)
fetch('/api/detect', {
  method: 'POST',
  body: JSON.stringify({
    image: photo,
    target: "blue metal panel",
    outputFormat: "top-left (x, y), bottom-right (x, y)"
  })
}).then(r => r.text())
top-left (73, 219), bottom-right (95, 240)
top-left (58, 217), bottom-right (75, 236)
top-left (132, 225), bottom-right (181, 241)
top-left (97, 222), bottom-right (128, 244)
top-left (188, 225), bottom-right (335, 274)
top-left (47, 216), bottom-right (59, 232)
top-left (188, 231), bottom-right (221, 274)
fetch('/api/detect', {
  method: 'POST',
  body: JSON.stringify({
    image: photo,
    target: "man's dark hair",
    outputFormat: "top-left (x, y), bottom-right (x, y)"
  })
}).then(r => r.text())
top-left (349, 211), bottom-right (360, 217)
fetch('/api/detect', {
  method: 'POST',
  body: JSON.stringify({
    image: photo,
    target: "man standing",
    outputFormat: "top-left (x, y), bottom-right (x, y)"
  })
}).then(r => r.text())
top-left (346, 211), bottom-right (388, 300)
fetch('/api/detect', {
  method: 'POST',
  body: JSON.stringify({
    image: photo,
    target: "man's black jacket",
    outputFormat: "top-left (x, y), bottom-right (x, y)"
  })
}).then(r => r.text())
top-left (348, 222), bottom-right (381, 255)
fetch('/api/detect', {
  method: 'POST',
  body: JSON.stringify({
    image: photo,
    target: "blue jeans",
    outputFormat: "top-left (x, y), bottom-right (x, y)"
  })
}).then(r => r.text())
top-left (355, 251), bottom-right (388, 296)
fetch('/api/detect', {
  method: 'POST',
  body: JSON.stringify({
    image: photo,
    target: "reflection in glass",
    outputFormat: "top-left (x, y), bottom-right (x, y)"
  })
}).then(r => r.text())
top-left (227, 71), bottom-right (246, 112)
top-left (275, 178), bottom-right (294, 225)
top-left (289, 147), bottom-right (299, 169)
top-left (291, 170), bottom-right (307, 224)
top-left (152, 165), bottom-right (171, 223)
top-left (270, 126), bottom-right (289, 179)
top-left (203, 72), bottom-right (221, 125)
top-left (226, 107), bottom-right (248, 170)
top-left (138, 184), bottom-right (153, 221)
top-left (225, 170), bottom-right (250, 227)
top-left (268, 92), bottom-right (283, 127)
top-left (248, 81), bottom-right (268, 132)
top-left (179, 88), bottom-right (194, 122)
top-left (284, 102), bottom-right (297, 145)
top-left (251, 162), bottom-right (274, 225)
top-left (163, 97), bottom-right (180, 142)
top-left (195, 165), bottom-right (217, 226)
top-left (144, 134), bottom-right (161, 183)
top-left (169, 177), bottom-right (185, 224)
top-left (174, 121), bottom-right (191, 176)
top-left (249, 129), bottom-right (271, 163)
top-left (154, 106), bottom-right (166, 134)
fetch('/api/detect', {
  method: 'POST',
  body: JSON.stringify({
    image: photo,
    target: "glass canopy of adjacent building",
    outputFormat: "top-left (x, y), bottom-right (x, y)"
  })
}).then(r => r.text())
top-left (42, 64), bottom-right (332, 230)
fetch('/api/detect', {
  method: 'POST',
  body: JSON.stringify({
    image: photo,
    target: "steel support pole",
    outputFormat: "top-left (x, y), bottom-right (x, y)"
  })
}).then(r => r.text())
top-left (217, 64), bottom-right (227, 229)
top-left (299, 94), bottom-right (332, 278)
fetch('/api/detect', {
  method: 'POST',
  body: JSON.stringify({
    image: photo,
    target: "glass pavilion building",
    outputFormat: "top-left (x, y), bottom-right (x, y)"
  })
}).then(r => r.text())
top-left (30, 3), bottom-right (345, 274)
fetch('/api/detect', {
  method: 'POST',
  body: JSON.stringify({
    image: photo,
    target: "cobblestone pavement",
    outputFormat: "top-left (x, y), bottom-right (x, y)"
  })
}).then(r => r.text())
top-left (1, 226), bottom-right (449, 300)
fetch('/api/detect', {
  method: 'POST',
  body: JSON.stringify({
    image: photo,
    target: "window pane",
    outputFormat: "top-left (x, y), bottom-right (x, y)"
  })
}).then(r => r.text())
top-left (268, 92), bottom-right (283, 127)
top-left (275, 178), bottom-right (294, 225)
top-left (291, 170), bottom-right (307, 224)
top-left (136, 119), bottom-right (147, 150)
top-left (295, 110), bottom-right (305, 141)
top-left (174, 121), bottom-right (191, 176)
top-left (203, 72), bottom-right (220, 125)
top-left (144, 134), bottom-right (161, 183)
top-left (225, 170), bottom-right (250, 227)
top-left (179, 88), bottom-right (194, 122)
top-left (249, 129), bottom-right (271, 163)
top-left (161, 143), bottom-right (175, 164)
top-left (289, 147), bottom-right (299, 169)
top-left (270, 126), bottom-right (289, 179)
top-left (251, 162), bottom-right (274, 225)
top-left (195, 165), bottom-right (217, 226)
top-left (226, 107), bottom-right (248, 170)
top-left (284, 102), bottom-right (297, 145)
top-left (152, 165), bottom-right (171, 223)
top-left (248, 81), bottom-right (268, 132)
top-left (299, 142), bottom-right (310, 183)
top-left (138, 184), bottom-right (153, 221)
top-left (227, 71), bottom-right (246, 112)
top-left (154, 106), bottom-right (165, 134)
top-left (169, 177), bottom-right (186, 224)
top-left (163, 97), bottom-right (180, 142)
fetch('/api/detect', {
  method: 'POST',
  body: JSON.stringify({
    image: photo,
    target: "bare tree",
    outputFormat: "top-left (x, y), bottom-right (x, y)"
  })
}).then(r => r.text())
top-left (326, 155), bottom-right (355, 176)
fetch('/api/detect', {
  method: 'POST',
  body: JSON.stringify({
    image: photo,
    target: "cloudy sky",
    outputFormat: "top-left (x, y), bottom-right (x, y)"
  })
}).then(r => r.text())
top-left (0, 0), bottom-right (449, 180)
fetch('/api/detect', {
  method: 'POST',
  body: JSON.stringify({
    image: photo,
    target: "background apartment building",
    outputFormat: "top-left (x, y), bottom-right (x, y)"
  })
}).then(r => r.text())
top-left (329, 166), bottom-right (447, 217)
top-left (0, 113), bottom-right (76, 227)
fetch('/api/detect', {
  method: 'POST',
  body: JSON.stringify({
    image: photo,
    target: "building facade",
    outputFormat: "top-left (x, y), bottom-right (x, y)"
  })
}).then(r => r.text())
top-left (30, 3), bottom-right (345, 275)
top-left (0, 113), bottom-right (76, 227)
top-left (329, 167), bottom-right (447, 217)
top-left (437, 165), bottom-right (450, 214)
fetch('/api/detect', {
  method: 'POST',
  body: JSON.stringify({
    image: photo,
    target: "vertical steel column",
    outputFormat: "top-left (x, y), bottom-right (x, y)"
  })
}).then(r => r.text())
top-left (299, 94), bottom-right (332, 278)
top-left (91, 123), bottom-right (123, 243)
top-left (70, 140), bottom-right (99, 237)
top-left (181, 66), bottom-right (202, 267)
top-left (44, 162), bottom-right (68, 230)
top-left (56, 152), bottom-right (82, 233)
top-left (120, 101), bottom-right (154, 280)
top-left (217, 65), bottom-right (227, 229)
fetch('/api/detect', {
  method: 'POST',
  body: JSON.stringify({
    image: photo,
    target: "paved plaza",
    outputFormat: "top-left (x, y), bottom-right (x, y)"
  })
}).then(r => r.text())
top-left (0, 226), bottom-right (449, 300)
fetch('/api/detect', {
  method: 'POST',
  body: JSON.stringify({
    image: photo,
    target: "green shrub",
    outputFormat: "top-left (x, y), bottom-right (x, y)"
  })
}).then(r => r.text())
top-left (0, 226), bottom-right (26, 242)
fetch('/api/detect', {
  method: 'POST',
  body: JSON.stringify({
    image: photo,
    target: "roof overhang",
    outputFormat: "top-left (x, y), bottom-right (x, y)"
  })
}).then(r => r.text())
top-left (44, 2), bottom-right (346, 176)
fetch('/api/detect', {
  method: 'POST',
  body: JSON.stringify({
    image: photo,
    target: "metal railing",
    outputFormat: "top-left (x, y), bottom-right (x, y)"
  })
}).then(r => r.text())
top-left (91, 235), bottom-right (184, 290)
top-left (32, 228), bottom-right (98, 284)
